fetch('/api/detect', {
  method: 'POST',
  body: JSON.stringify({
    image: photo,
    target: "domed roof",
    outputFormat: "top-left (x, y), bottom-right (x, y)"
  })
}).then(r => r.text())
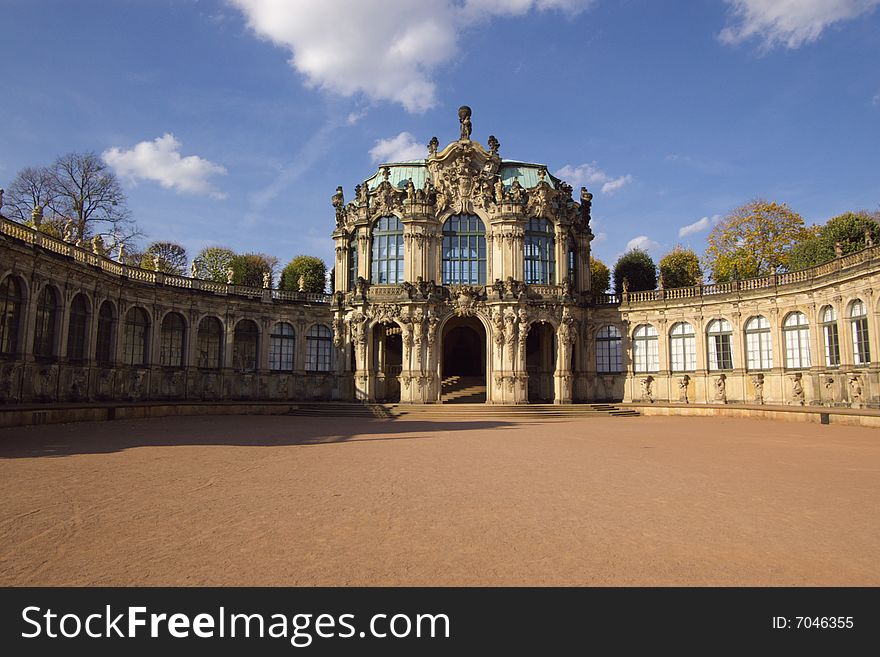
top-left (364, 158), bottom-right (559, 192)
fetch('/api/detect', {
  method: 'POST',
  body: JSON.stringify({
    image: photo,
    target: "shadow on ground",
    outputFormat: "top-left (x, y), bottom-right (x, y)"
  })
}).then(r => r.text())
top-left (0, 415), bottom-right (518, 459)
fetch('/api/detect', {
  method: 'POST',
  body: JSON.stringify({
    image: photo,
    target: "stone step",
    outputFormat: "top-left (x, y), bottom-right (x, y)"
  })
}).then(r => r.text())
top-left (287, 402), bottom-right (639, 419)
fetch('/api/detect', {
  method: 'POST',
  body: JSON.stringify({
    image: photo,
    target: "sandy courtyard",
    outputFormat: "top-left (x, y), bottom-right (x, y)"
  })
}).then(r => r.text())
top-left (0, 414), bottom-right (877, 586)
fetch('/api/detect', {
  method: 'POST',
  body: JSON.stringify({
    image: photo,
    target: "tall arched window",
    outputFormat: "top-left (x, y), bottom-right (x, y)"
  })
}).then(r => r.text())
top-left (442, 214), bottom-right (486, 285)
top-left (123, 307), bottom-right (150, 366)
top-left (270, 322), bottom-right (296, 371)
top-left (596, 325), bottom-right (622, 373)
top-left (821, 306), bottom-right (840, 367)
top-left (196, 317), bottom-right (223, 369)
top-left (33, 286), bottom-right (58, 359)
top-left (783, 311), bottom-right (810, 369)
top-left (306, 324), bottom-right (334, 372)
top-left (745, 316), bottom-right (772, 370)
top-left (0, 276), bottom-right (24, 356)
top-left (632, 324), bottom-right (659, 373)
top-left (95, 301), bottom-right (115, 365)
top-left (348, 232), bottom-right (359, 290)
top-left (524, 217), bottom-right (555, 284)
top-left (159, 312), bottom-right (186, 368)
top-left (67, 294), bottom-right (89, 363)
top-left (669, 322), bottom-right (696, 372)
top-left (707, 319), bottom-right (733, 371)
top-left (233, 320), bottom-right (259, 372)
top-left (371, 216), bottom-right (404, 284)
top-left (850, 300), bottom-right (871, 366)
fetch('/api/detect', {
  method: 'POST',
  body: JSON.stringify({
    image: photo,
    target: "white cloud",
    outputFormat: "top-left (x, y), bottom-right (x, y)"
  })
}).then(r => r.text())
top-left (555, 163), bottom-right (633, 195)
top-left (626, 235), bottom-right (661, 253)
top-left (103, 134), bottom-right (227, 199)
top-left (230, 0), bottom-right (595, 112)
top-left (873, 91), bottom-right (880, 106)
top-left (719, 0), bottom-right (880, 49)
top-left (369, 132), bottom-right (426, 163)
top-left (679, 214), bottom-right (722, 237)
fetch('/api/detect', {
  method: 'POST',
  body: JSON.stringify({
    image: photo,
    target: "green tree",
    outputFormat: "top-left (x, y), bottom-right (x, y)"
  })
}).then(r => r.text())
top-left (231, 252), bottom-right (278, 287)
top-left (280, 255), bottom-right (327, 293)
top-left (589, 257), bottom-right (610, 294)
top-left (193, 246), bottom-right (235, 282)
top-left (141, 241), bottom-right (188, 275)
top-left (613, 248), bottom-right (657, 294)
top-left (789, 211), bottom-right (880, 270)
top-left (659, 245), bottom-right (702, 288)
top-left (705, 200), bottom-right (809, 282)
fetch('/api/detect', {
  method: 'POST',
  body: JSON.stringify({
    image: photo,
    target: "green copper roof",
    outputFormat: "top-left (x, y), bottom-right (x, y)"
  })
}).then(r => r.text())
top-left (363, 159), bottom-right (558, 193)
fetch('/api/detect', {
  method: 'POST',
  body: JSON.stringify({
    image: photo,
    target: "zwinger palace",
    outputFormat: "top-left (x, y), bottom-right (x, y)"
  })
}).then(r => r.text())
top-left (2, 108), bottom-right (879, 409)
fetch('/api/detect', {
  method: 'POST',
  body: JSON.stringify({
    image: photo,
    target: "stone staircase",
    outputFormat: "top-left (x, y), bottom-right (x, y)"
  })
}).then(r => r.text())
top-left (441, 375), bottom-right (487, 404)
top-left (287, 401), bottom-right (639, 420)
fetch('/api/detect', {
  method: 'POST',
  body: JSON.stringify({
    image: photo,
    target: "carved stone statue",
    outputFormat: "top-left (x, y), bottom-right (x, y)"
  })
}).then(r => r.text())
top-left (790, 373), bottom-right (805, 405)
top-left (226, 267), bottom-right (235, 284)
top-left (640, 376), bottom-right (654, 403)
top-left (458, 105), bottom-right (472, 140)
top-left (356, 183), bottom-right (368, 207)
top-left (678, 375), bottom-right (690, 403)
top-left (507, 179), bottom-right (525, 205)
top-left (487, 134), bottom-right (500, 155)
top-left (63, 219), bottom-right (75, 242)
top-left (355, 276), bottom-right (368, 299)
top-left (152, 253), bottom-right (162, 272)
top-left (32, 203), bottom-right (43, 226)
top-left (835, 241), bottom-right (844, 258)
top-left (865, 227), bottom-right (874, 248)
top-left (91, 234), bottom-right (105, 256)
top-left (331, 185), bottom-right (344, 210)
top-left (848, 374), bottom-right (863, 408)
top-left (752, 373), bottom-right (765, 405)
top-left (622, 278), bottom-right (630, 294)
top-left (580, 187), bottom-right (592, 225)
top-left (493, 177), bottom-right (504, 204)
top-left (405, 178), bottom-right (415, 204)
top-left (191, 260), bottom-right (198, 278)
top-left (714, 373), bottom-right (727, 404)
top-left (657, 272), bottom-right (665, 290)
top-left (427, 136), bottom-right (439, 156)
top-left (298, 274), bottom-right (305, 292)
top-left (117, 243), bottom-right (125, 263)
top-left (263, 271), bottom-right (271, 289)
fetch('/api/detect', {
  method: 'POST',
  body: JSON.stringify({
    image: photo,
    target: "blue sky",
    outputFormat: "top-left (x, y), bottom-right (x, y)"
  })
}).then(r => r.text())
top-left (1, 0), bottom-right (878, 270)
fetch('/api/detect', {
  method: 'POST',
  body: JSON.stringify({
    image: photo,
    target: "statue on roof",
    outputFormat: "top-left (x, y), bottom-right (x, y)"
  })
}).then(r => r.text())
top-left (356, 183), bottom-right (368, 207)
top-left (487, 135), bottom-right (500, 155)
top-left (428, 136), bottom-right (439, 155)
top-left (458, 105), bottom-right (472, 140)
top-left (580, 187), bottom-right (593, 226)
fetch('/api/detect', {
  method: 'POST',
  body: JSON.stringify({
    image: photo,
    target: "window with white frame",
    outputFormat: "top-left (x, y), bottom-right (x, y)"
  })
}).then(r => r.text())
top-left (821, 306), bottom-right (840, 367)
top-left (159, 312), bottom-right (186, 368)
top-left (596, 325), bottom-right (622, 373)
top-left (632, 324), bottom-right (659, 373)
top-left (850, 300), bottom-right (871, 366)
top-left (306, 324), bottom-right (334, 372)
top-left (745, 316), bottom-right (773, 370)
top-left (270, 322), bottom-right (296, 371)
top-left (669, 322), bottom-right (696, 372)
top-left (707, 319), bottom-right (733, 371)
top-left (783, 312), bottom-right (811, 369)
top-left (371, 216), bottom-right (404, 284)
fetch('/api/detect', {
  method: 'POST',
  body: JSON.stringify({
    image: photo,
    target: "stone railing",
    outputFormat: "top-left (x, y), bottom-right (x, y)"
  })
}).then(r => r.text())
top-left (0, 215), bottom-right (332, 304)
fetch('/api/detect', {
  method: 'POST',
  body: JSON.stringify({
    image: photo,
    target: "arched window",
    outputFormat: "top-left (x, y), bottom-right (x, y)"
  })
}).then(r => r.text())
top-left (67, 294), bottom-right (89, 362)
top-left (632, 324), bottom-right (659, 373)
top-left (233, 320), bottom-right (259, 372)
top-left (821, 306), bottom-right (840, 367)
top-left (850, 300), bottom-right (871, 366)
top-left (196, 317), bottom-right (223, 369)
top-left (306, 324), bottom-right (334, 372)
top-left (596, 325), bottom-right (622, 373)
top-left (33, 286), bottom-right (58, 359)
top-left (707, 319), bottom-right (733, 371)
top-left (0, 276), bottom-right (24, 355)
top-left (123, 307), bottom-right (150, 366)
top-left (442, 214), bottom-right (486, 285)
top-left (524, 217), bottom-right (555, 284)
top-left (95, 301), bottom-right (115, 365)
top-left (745, 316), bottom-right (772, 370)
top-left (270, 322), bottom-right (296, 371)
top-left (371, 216), bottom-right (404, 284)
top-left (669, 322), bottom-right (696, 372)
top-left (783, 311), bottom-right (810, 369)
top-left (348, 232), bottom-right (359, 291)
top-left (159, 312), bottom-right (186, 368)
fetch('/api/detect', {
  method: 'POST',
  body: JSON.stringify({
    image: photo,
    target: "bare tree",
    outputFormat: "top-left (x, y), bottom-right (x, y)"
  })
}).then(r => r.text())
top-left (3, 166), bottom-right (60, 222)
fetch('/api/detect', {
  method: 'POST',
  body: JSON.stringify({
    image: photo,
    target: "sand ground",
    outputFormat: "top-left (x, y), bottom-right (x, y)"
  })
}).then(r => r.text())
top-left (0, 414), bottom-right (877, 586)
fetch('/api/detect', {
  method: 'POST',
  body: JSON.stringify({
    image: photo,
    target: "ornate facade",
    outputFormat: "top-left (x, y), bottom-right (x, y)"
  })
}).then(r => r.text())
top-left (2, 107), bottom-right (879, 409)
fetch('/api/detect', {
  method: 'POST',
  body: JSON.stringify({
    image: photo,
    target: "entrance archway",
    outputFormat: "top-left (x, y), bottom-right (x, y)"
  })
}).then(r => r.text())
top-left (373, 322), bottom-right (402, 402)
top-left (441, 316), bottom-right (486, 403)
top-left (526, 322), bottom-right (556, 402)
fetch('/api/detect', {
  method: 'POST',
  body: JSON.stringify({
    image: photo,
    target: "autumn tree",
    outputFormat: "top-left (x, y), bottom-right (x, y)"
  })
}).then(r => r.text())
top-left (141, 241), bottom-right (188, 275)
top-left (659, 245), bottom-right (702, 288)
top-left (230, 252), bottom-right (278, 287)
top-left (193, 246), bottom-right (235, 282)
top-left (704, 200), bottom-right (809, 282)
top-left (788, 211), bottom-right (880, 270)
top-left (280, 255), bottom-right (327, 293)
top-left (613, 248), bottom-right (657, 294)
top-left (589, 257), bottom-right (610, 294)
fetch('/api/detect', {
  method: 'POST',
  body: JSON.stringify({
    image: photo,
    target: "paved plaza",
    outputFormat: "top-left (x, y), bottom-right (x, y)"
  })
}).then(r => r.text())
top-left (0, 415), bottom-right (877, 586)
